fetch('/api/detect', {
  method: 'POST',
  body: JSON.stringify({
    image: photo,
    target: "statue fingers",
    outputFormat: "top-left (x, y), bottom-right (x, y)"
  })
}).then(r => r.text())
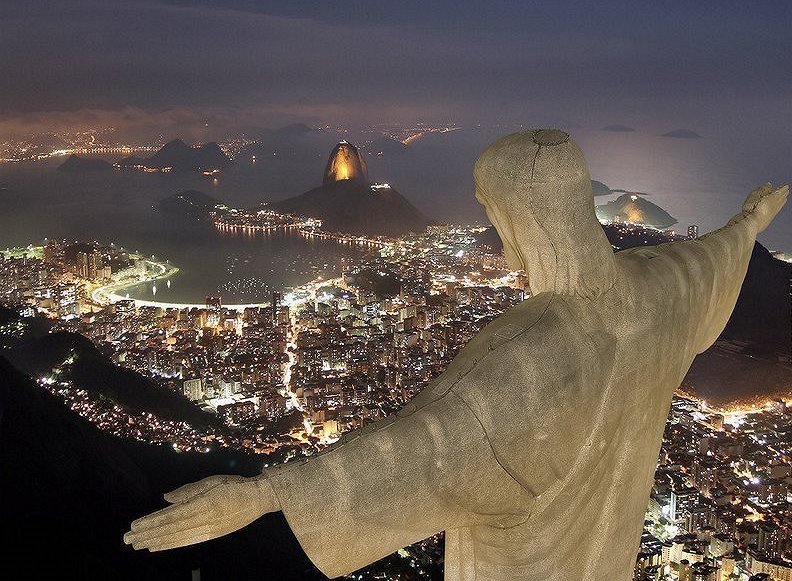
top-left (745, 182), bottom-right (773, 205)
top-left (743, 183), bottom-right (773, 211)
top-left (743, 183), bottom-right (789, 231)
top-left (133, 523), bottom-right (218, 552)
top-left (771, 184), bottom-right (790, 204)
top-left (125, 508), bottom-right (215, 546)
top-left (148, 531), bottom-right (218, 552)
top-left (163, 475), bottom-right (234, 503)
top-left (129, 494), bottom-right (212, 534)
top-left (768, 185), bottom-right (790, 215)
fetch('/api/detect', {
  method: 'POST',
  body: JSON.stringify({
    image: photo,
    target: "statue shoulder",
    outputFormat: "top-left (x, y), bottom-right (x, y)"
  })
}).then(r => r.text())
top-left (409, 293), bottom-right (556, 405)
top-left (453, 294), bottom-right (612, 399)
top-left (443, 294), bottom-right (617, 495)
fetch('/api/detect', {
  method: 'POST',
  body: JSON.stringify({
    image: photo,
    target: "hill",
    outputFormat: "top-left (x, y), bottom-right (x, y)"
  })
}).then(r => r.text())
top-left (272, 179), bottom-right (431, 237)
top-left (0, 356), bottom-right (322, 580)
top-left (119, 139), bottom-right (232, 172)
top-left (57, 154), bottom-right (113, 172)
top-left (3, 331), bottom-right (218, 429)
top-left (591, 180), bottom-right (613, 196)
top-left (595, 193), bottom-right (677, 228)
top-left (323, 141), bottom-right (368, 185)
top-left (721, 242), bottom-right (791, 351)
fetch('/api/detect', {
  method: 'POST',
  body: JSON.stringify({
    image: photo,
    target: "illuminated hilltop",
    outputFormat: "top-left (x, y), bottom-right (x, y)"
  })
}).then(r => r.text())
top-left (273, 141), bottom-right (431, 237)
top-left (323, 140), bottom-right (368, 185)
top-left (595, 193), bottom-right (677, 229)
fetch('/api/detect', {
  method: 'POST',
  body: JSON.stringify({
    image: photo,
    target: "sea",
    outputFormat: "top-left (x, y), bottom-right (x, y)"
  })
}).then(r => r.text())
top-left (1, 127), bottom-right (790, 304)
top-left (0, 159), bottom-right (368, 303)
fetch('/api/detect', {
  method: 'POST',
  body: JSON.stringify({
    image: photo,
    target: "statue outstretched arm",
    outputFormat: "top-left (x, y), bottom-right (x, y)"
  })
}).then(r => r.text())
top-left (639, 183), bottom-right (787, 353)
top-left (124, 474), bottom-right (280, 552)
top-left (125, 387), bottom-right (534, 577)
top-left (264, 390), bottom-right (534, 577)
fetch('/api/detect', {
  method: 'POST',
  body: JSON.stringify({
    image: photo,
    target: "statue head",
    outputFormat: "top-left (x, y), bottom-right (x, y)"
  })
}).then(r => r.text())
top-left (474, 129), bottom-right (616, 299)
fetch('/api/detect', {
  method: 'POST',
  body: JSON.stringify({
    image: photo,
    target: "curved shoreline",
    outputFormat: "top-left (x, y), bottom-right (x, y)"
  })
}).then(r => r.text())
top-left (90, 253), bottom-right (343, 311)
top-left (91, 257), bottom-right (273, 310)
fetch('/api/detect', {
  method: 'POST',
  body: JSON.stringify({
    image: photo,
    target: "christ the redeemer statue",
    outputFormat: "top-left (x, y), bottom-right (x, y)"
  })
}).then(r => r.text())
top-left (125, 129), bottom-right (787, 580)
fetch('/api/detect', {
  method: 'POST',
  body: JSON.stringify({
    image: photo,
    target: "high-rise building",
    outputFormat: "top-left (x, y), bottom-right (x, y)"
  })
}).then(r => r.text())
top-left (54, 282), bottom-right (81, 318)
top-left (76, 249), bottom-right (102, 280)
top-left (272, 290), bottom-right (282, 323)
top-left (183, 378), bottom-right (204, 401)
top-left (218, 400), bottom-right (256, 426)
top-left (688, 224), bottom-right (699, 239)
top-left (206, 295), bottom-right (222, 327)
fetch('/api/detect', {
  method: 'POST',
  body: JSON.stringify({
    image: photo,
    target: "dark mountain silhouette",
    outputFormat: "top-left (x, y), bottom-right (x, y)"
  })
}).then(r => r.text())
top-left (57, 154), bottom-right (113, 172)
top-left (661, 129), bottom-right (703, 139)
top-left (270, 141), bottom-right (431, 236)
top-left (0, 357), bottom-right (324, 580)
top-left (272, 179), bottom-right (431, 237)
top-left (3, 331), bottom-right (217, 428)
top-left (271, 122), bottom-right (314, 137)
top-left (721, 243), bottom-right (791, 352)
top-left (119, 139), bottom-right (232, 172)
top-left (595, 193), bottom-right (677, 228)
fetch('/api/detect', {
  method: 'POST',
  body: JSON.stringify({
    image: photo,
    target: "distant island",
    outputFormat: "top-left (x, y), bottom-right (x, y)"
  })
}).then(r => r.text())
top-left (54, 140), bottom-right (234, 174)
top-left (595, 193), bottom-right (677, 228)
top-left (117, 138), bottom-right (233, 172)
top-left (57, 154), bottom-right (113, 172)
top-left (661, 128), bottom-right (703, 139)
top-left (601, 124), bottom-right (636, 132)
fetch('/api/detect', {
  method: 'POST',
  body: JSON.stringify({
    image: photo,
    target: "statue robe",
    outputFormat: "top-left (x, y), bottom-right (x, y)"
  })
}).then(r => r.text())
top-left (266, 206), bottom-right (759, 580)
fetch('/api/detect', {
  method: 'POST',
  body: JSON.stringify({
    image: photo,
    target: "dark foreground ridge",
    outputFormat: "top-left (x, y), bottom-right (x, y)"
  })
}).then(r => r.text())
top-left (0, 356), bottom-right (324, 580)
top-left (4, 330), bottom-right (218, 428)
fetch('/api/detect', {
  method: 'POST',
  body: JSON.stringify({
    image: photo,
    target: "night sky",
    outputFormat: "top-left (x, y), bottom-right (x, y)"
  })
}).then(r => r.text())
top-left (2, 0), bottom-right (792, 135)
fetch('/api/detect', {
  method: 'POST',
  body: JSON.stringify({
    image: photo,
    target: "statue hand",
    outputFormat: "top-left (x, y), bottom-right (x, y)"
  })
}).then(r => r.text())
top-left (123, 474), bottom-right (280, 551)
top-left (740, 183), bottom-right (788, 232)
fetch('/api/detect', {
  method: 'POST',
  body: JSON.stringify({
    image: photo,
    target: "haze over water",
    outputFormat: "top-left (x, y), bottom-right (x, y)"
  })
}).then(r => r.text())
top-left (1, 126), bottom-right (789, 304)
top-left (0, 157), bottom-right (368, 303)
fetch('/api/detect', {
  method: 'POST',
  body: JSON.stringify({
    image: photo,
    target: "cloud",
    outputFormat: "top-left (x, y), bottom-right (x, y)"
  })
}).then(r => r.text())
top-left (1, 0), bottom-right (791, 135)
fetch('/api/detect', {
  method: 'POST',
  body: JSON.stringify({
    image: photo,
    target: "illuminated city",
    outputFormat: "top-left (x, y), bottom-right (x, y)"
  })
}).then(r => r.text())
top-left (2, 2), bottom-right (791, 580)
top-left (2, 206), bottom-right (791, 579)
